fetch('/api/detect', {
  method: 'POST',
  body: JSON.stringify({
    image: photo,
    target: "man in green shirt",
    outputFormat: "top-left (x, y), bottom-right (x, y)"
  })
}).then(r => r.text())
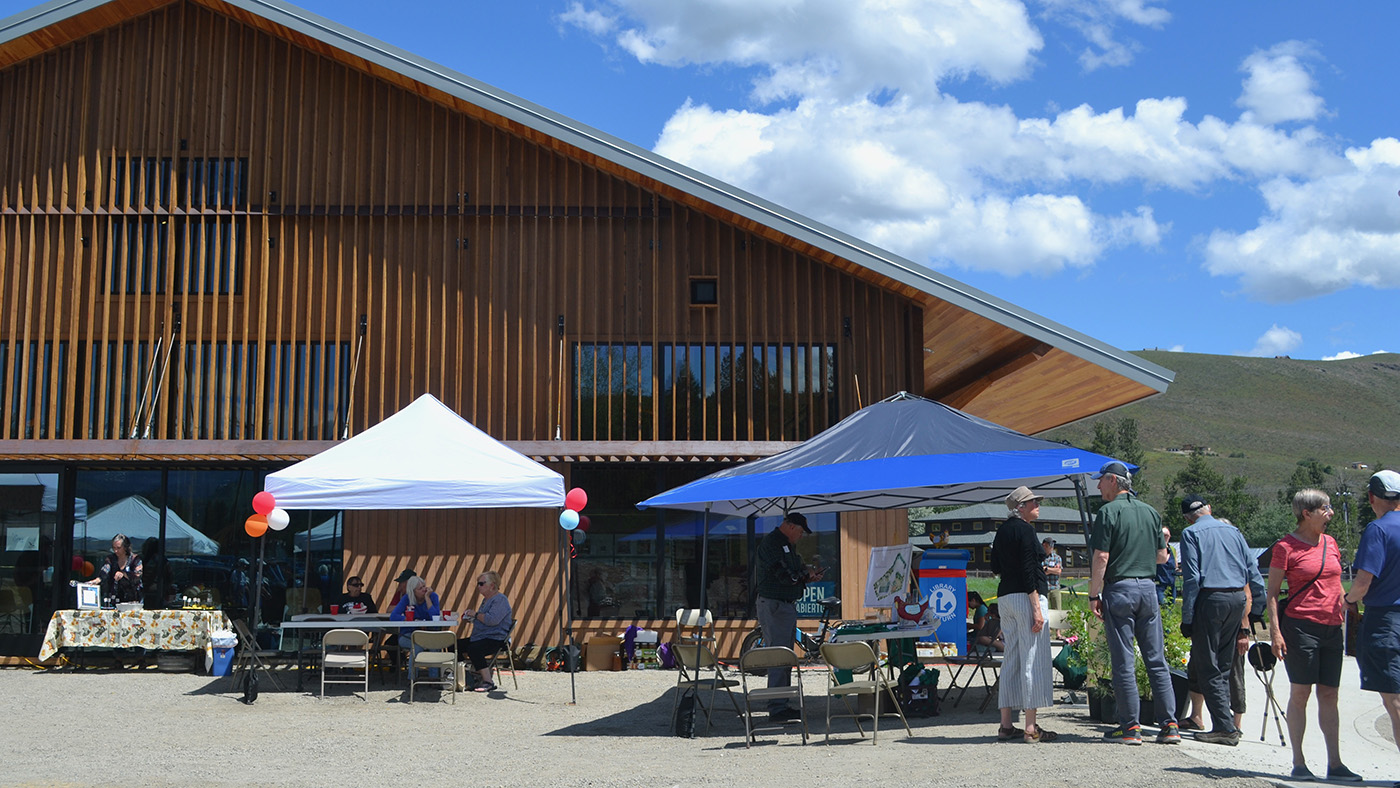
top-left (754, 511), bottom-right (825, 721)
top-left (1087, 461), bottom-right (1178, 745)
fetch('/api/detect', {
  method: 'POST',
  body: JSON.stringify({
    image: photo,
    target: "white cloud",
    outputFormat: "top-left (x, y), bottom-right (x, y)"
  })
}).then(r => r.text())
top-left (1247, 324), bottom-right (1302, 357)
top-left (1033, 0), bottom-right (1170, 72)
top-left (557, 2), bottom-right (615, 36)
top-left (1237, 42), bottom-right (1325, 125)
top-left (570, 1), bottom-right (1396, 301)
top-left (1203, 137), bottom-right (1400, 301)
top-left (1165, 345), bottom-right (1185, 352)
top-left (1323, 350), bottom-right (1391, 361)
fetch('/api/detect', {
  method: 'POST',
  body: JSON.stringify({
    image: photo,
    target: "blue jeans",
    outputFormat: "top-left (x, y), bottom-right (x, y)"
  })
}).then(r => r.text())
top-left (1102, 578), bottom-right (1176, 728)
top-left (756, 596), bottom-right (798, 713)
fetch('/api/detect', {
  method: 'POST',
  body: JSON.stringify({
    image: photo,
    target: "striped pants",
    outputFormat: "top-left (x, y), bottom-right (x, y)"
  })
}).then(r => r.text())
top-left (998, 592), bottom-right (1053, 711)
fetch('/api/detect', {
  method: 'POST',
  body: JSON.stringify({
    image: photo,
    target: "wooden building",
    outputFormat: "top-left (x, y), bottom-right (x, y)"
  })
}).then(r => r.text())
top-left (0, 0), bottom-right (1173, 660)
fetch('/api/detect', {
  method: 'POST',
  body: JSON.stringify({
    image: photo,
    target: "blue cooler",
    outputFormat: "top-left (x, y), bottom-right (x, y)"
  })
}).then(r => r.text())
top-left (916, 549), bottom-right (970, 656)
top-left (211, 646), bottom-right (234, 676)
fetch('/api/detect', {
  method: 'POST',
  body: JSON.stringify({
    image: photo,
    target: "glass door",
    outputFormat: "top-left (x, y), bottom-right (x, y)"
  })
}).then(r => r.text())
top-left (0, 469), bottom-right (67, 657)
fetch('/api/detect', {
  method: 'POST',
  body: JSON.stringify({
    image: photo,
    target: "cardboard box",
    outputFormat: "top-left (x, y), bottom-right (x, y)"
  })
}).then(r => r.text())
top-left (585, 635), bottom-right (623, 671)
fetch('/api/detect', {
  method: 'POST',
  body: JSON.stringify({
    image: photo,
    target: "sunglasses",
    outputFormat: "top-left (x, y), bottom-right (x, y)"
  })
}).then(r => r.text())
top-left (347, 582), bottom-right (363, 587)
top-left (477, 580), bottom-right (489, 586)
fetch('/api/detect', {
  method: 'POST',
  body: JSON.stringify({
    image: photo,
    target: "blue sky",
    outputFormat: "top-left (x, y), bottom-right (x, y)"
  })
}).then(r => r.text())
top-left (8, 0), bottom-right (1398, 360)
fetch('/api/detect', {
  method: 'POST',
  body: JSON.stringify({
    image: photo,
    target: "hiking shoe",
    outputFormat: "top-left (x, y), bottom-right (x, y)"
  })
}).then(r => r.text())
top-left (1156, 722), bottom-right (1181, 744)
top-left (1194, 729), bottom-right (1241, 746)
top-left (1326, 765), bottom-right (1362, 783)
top-left (1104, 724), bottom-right (1142, 745)
top-left (996, 725), bottom-right (1025, 742)
top-left (1289, 764), bottom-right (1315, 781)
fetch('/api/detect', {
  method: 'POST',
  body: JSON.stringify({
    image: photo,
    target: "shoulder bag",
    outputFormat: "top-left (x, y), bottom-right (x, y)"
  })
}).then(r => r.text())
top-left (1276, 537), bottom-right (1326, 616)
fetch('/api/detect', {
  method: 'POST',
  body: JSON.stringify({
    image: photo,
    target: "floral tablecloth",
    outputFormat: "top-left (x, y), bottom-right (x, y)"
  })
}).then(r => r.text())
top-left (39, 609), bottom-right (233, 663)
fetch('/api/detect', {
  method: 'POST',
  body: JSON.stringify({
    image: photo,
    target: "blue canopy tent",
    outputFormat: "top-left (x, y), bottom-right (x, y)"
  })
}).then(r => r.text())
top-left (637, 391), bottom-right (1133, 614)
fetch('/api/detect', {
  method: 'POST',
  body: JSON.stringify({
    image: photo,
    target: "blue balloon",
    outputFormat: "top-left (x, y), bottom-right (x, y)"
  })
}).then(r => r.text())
top-left (571, 529), bottom-right (587, 545)
top-left (559, 509), bottom-right (580, 530)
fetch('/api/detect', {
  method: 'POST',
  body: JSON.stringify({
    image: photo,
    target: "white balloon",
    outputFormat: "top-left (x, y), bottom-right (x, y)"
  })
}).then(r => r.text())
top-left (267, 507), bottom-right (291, 531)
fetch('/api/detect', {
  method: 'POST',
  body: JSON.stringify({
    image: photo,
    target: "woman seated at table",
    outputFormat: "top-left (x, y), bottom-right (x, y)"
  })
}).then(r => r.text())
top-left (459, 570), bottom-right (511, 693)
top-left (390, 575), bottom-right (441, 651)
top-left (974, 602), bottom-right (1005, 653)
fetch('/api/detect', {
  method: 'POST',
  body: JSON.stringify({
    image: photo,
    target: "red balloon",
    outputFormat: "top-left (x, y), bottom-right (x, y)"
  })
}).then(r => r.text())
top-left (564, 487), bottom-right (588, 512)
top-left (252, 491), bottom-right (277, 516)
top-left (245, 514), bottom-right (268, 538)
top-left (577, 515), bottom-right (591, 533)
top-left (71, 555), bottom-right (84, 572)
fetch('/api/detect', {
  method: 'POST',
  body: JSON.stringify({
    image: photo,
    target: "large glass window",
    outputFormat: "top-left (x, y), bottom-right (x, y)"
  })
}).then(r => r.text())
top-left (569, 464), bottom-right (841, 620)
top-left (574, 341), bottom-right (838, 441)
top-left (0, 472), bottom-right (62, 637)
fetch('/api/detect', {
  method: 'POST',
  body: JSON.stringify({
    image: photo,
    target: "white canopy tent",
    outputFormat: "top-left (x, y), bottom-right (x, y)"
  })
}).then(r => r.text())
top-left (264, 394), bottom-right (565, 510)
top-left (78, 495), bottom-right (220, 556)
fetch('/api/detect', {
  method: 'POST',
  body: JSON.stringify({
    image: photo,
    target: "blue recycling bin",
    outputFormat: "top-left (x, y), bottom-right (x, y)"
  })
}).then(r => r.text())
top-left (211, 646), bottom-right (234, 676)
top-left (916, 549), bottom-right (970, 656)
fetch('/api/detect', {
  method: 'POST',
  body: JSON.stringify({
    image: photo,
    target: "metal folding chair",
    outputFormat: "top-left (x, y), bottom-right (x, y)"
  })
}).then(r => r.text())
top-left (739, 646), bottom-right (808, 746)
top-left (819, 640), bottom-right (912, 744)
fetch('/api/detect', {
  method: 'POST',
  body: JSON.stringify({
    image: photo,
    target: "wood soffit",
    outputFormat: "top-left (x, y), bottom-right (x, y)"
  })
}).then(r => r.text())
top-left (0, 439), bottom-right (800, 464)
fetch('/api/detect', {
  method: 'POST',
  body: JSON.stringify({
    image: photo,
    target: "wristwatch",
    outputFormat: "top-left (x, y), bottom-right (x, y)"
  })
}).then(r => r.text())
top-left (1088, 595), bottom-right (1100, 601)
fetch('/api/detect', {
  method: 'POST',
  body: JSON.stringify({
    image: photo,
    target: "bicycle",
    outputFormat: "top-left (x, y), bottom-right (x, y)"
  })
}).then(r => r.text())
top-left (738, 595), bottom-right (843, 673)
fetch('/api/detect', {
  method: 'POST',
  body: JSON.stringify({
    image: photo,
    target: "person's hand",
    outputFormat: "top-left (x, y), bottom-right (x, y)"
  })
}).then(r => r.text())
top-left (1031, 612), bottom-right (1044, 634)
top-left (1180, 620), bottom-right (1193, 639)
top-left (1236, 630), bottom-right (1250, 655)
top-left (114, 571), bottom-right (125, 581)
top-left (463, 608), bottom-right (475, 620)
top-left (1272, 632), bottom-right (1287, 659)
top-left (1090, 598), bottom-right (1103, 620)
top-left (807, 566), bottom-right (827, 581)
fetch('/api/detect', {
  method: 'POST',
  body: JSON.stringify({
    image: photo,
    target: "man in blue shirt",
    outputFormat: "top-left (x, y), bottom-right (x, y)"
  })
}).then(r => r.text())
top-left (1344, 469), bottom-right (1400, 758)
top-left (1179, 495), bottom-right (1256, 746)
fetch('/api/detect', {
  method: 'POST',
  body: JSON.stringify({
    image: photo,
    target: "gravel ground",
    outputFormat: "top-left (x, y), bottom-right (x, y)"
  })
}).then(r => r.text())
top-left (0, 663), bottom-right (1279, 788)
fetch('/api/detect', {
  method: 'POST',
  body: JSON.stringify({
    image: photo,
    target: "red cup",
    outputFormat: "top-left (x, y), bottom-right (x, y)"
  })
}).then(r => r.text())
top-left (442, 610), bottom-right (451, 619)
top-left (405, 609), bottom-right (415, 621)
top-left (330, 604), bottom-right (340, 614)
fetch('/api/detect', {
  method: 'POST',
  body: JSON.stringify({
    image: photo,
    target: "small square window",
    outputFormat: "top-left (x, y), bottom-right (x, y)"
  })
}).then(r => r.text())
top-left (689, 278), bottom-right (718, 305)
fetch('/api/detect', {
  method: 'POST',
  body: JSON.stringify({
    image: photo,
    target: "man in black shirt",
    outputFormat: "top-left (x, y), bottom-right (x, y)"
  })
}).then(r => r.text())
top-left (754, 511), bottom-right (825, 721)
top-left (337, 575), bottom-right (379, 614)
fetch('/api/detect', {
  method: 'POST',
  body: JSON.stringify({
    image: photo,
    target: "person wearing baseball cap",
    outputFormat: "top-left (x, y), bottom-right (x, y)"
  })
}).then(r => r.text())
top-left (1086, 459), bottom-right (1177, 744)
top-left (1345, 469), bottom-right (1400, 760)
top-left (753, 511), bottom-right (823, 722)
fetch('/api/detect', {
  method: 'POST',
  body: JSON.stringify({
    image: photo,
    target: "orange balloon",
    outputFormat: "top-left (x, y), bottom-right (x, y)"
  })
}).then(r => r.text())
top-left (245, 513), bottom-right (268, 538)
top-left (81, 560), bottom-right (94, 576)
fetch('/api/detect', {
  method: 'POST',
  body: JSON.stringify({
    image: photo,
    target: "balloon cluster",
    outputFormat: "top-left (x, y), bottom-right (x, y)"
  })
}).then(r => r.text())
top-left (559, 488), bottom-right (591, 548)
top-left (247, 491), bottom-right (291, 537)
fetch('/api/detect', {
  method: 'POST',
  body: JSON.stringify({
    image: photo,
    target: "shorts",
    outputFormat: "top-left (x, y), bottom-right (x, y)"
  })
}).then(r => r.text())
top-left (1359, 606), bottom-right (1400, 694)
top-left (1279, 614), bottom-right (1343, 687)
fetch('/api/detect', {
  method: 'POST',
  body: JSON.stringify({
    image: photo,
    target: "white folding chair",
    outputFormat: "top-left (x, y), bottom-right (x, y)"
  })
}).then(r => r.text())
top-left (739, 646), bottom-right (809, 746)
top-left (320, 628), bottom-right (370, 700)
top-left (819, 640), bottom-right (912, 744)
top-left (409, 630), bottom-right (458, 703)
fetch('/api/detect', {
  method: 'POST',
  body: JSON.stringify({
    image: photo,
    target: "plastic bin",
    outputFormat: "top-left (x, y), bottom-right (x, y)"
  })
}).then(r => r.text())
top-left (916, 549), bottom-right (971, 656)
top-left (211, 646), bottom-right (234, 676)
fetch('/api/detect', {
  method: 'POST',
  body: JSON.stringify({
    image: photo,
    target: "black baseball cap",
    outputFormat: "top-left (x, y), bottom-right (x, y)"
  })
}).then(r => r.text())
top-left (784, 512), bottom-right (811, 534)
top-left (1180, 495), bottom-right (1208, 515)
top-left (1092, 461), bottom-right (1130, 479)
top-left (394, 569), bottom-right (417, 583)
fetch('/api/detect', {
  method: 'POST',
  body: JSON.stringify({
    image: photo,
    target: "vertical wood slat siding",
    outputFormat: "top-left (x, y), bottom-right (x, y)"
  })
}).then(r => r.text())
top-left (0, 1), bottom-right (920, 445)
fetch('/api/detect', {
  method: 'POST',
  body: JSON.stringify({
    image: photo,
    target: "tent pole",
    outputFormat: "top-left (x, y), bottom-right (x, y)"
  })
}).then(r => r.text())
top-left (698, 506), bottom-right (711, 616)
top-left (1073, 475), bottom-right (1093, 550)
top-left (559, 522), bottom-right (576, 704)
top-left (251, 535), bottom-right (266, 633)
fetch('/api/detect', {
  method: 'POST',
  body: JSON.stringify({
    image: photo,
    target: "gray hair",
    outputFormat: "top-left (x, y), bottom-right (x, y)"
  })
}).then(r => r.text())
top-left (1292, 488), bottom-right (1330, 522)
top-left (404, 575), bottom-right (428, 603)
top-left (1104, 473), bottom-right (1131, 493)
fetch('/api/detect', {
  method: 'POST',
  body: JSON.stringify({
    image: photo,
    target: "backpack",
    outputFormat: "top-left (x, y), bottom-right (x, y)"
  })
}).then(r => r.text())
top-left (673, 688), bottom-right (697, 737)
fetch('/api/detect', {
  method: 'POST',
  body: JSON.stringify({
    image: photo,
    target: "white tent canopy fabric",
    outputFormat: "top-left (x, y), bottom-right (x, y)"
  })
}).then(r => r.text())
top-left (79, 495), bottom-right (220, 556)
top-left (264, 394), bottom-right (565, 510)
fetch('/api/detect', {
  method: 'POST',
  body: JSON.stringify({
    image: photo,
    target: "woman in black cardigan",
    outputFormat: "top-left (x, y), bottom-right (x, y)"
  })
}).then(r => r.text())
top-left (990, 486), bottom-right (1056, 742)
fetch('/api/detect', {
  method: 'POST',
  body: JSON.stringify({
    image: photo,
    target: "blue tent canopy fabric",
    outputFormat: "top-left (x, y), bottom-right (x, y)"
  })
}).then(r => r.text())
top-left (637, 392), bottom-right (1132, 516)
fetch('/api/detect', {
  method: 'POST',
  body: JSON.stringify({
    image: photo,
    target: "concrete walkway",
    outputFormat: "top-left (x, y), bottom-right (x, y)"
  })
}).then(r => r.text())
top-left (1169, 652), bottom-right (1398, 787)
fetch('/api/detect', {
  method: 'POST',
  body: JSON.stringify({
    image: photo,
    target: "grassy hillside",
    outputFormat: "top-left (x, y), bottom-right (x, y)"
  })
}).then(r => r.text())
top-left (1041, 351), bottom-right (1400, 505)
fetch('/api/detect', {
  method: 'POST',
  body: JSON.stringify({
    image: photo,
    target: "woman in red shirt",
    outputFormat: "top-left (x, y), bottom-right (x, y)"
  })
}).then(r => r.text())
top-left (1266, 489), bottom-right (1360, 782)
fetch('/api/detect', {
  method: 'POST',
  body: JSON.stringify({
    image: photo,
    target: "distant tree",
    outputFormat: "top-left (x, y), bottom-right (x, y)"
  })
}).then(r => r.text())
top-left (1116, 419), bottom-right (1145, 467)
top-left (1162, 451), bottom-right (1261, 536)
top-left (1088, 417), bottom-right (1148, 495)
top-left (1278, 458), bottom-right (1333, 505)
top-left (1239, 499), bottom-right (1293, 548)
top-left (1090, 422), bottom-right (1117, 458)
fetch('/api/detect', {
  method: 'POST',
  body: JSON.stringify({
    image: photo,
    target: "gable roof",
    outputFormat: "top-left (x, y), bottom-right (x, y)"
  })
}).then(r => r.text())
top-left (0, 0), bottom-right (1173, 433)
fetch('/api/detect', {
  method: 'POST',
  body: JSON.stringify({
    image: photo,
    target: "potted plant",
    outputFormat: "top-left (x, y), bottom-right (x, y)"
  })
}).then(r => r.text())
top-left (1060, 597), bottom-right (1191, 723)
